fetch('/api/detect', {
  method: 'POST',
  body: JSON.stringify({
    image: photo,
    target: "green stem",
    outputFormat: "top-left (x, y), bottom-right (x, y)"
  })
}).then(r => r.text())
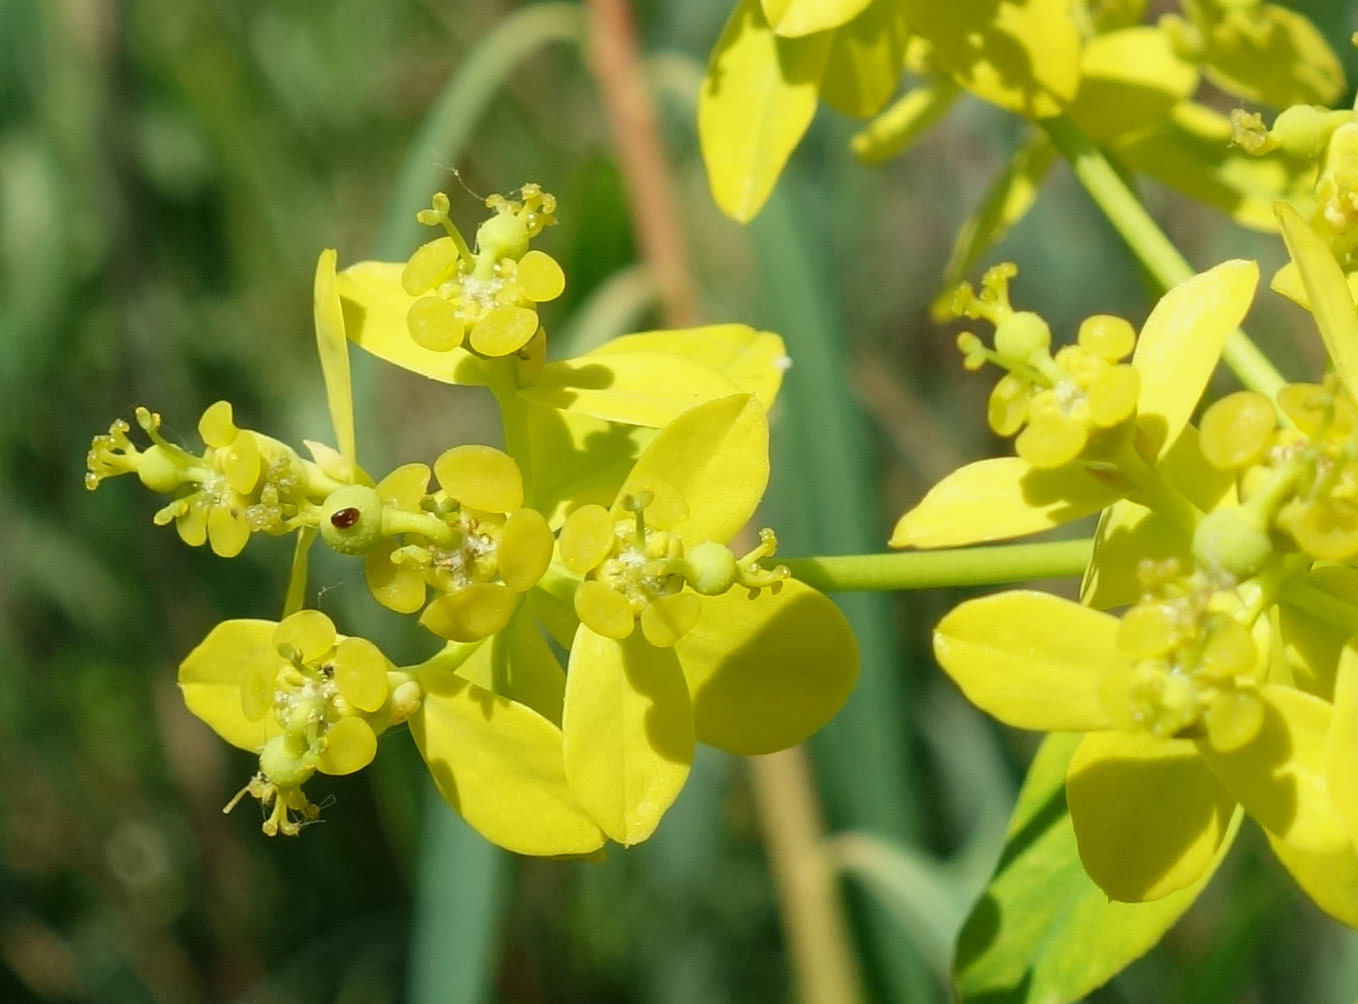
top-left (1041, 114), bottom-right (1285, 399)
top-left (777, 538), bottom-right (1092, 592)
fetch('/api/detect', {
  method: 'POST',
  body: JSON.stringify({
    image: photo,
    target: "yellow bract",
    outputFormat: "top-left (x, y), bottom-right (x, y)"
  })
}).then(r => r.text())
top-left (699, 0), bottom-right (831, 222)
top-left (761, 0), bottom-right (872, 37)
top-left (563, 629), bottom-right (695, 845)
top-left (1277, 203), bottom-right (1358, 400)
top-left (676, 579), bottom-right (858, 755)
top-left (1131, 259), bottom-right (1258, 460)
top-left (890, 456), bottom-right (1123, 549)
top-left (180, 618), bottom-right (281, 753)
top-left (613, 394), bottom-right (768, 544)
top-left (901, 0), bottom-right (1080, 119)
top-left (554, 395), bottom-right (856, 842)
top-left (313, 249), bottom-right (356, 466)
top-left (411, 660), bottom-right (604, 857)
top-left (934, 592), bottom-right (1122, 733)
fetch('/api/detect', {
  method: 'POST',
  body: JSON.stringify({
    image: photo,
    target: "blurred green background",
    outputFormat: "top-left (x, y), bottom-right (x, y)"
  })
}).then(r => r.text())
top-left (6, 1), bottom-right (1358, 1001)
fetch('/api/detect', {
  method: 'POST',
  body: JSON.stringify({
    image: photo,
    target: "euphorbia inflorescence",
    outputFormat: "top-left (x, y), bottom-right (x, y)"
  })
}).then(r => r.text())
top-left (86, 184), bottom-right (858, 853)
top-left (401, 186), bottom-right (565, 357)
top-left (949, 264), bottom-right (1140, 469)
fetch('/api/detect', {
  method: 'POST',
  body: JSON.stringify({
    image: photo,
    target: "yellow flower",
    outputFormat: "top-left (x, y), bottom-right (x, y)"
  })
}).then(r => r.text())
top-left (905, 214), bottom-right (1358, 926)
top-left (180, 608), bottom-right (603, 855)
top-left (548, 394), bottom-right (859, 844)
top-left (400, 187), bottom-right (564, 357)
top-left (179, 609), bottom-right (407, 835)
top-left (337, 445), bottom-right (555, 642)
top-left (933, 588), bottom-right (1349, 915)
top-left (85, 401), bottom-right (345, 558)
top-left (891, 258), bottom-right (1257, 549)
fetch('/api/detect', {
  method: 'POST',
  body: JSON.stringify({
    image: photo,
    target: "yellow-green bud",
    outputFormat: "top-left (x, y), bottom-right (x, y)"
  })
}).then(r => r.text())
top-left (320, 485), bottom-right (386, 555)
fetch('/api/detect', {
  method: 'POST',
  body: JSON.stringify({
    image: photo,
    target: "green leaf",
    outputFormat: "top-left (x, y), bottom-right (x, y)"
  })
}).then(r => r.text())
top-left (699, 0), bottom-right (832, 222)
top-left (955, 733), bottom-right (1229, 1004)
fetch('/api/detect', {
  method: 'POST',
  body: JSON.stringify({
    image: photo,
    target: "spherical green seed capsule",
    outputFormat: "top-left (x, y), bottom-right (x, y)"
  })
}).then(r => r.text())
top-left (259, 734), bottom-right (316, 789)
top-left (683, 541), bottom-right (738, 595)
top-left (1191, 507), bottom-right (1273, 581)
top-left (475, 212), bottom-right (531, 262)
top-left (992, 311), bottom-right (1051, 362)
top-left (1200, 391), bottom-right (1276, 469)
top-left (319, 485), bottom-right (386, 555)
top-left (1272, 104), bottom-right (1348, 160)
top-left (137, 444), bottom-right (187, 493)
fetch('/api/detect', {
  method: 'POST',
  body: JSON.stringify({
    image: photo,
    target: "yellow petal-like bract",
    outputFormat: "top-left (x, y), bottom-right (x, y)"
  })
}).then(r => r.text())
top-left (1067, 731), bottom-right (1235, 902)
top-left (1132, 259), bottom-right (1258, 460)
top-left (411, 665), bottom-right (605, 857)
top-left (933, 591), bottom-right (1123, 732)
top-left (699, 0), bottom-right (831, 221)
top-left (900, 0), bottom-right (1080, 119)
top-left (677, 579), bottom-right (858, 755)
top-left (614, 395), bottom-right (769, 546)
top-left (563, 628), bottom-right (695, 845)
top-left (891, 457), bottom-right (1123, 549)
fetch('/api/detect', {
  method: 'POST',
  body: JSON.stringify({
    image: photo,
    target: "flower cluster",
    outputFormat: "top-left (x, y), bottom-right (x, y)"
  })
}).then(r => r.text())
top-left (87, 186), bottom-right (858, 854)
top-left (896, 212), bottom-right (1358, 926)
